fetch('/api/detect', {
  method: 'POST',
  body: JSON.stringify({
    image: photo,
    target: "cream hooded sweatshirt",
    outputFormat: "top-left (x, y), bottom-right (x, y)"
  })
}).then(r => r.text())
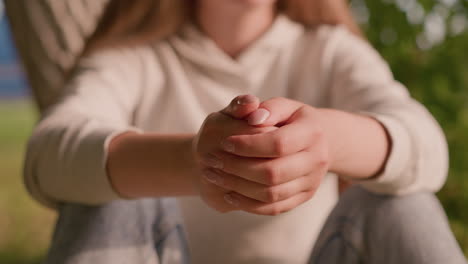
top-left (24, 16), bottom-right (448, 264)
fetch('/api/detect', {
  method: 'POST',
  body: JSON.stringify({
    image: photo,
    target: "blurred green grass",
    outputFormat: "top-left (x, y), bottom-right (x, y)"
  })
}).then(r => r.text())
top-left (0, 99), bottom-right (466, 264)
top-left (0, 100), bottom-right (55, 264)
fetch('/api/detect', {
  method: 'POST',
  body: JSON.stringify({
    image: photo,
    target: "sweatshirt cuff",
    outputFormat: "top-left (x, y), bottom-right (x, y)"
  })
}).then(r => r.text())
top-left (353, 113), bottom-right (413, 194)
top-left (70, 125), bottom-right (144, 204)
top-left (27, 125), bottom-right (143, 209)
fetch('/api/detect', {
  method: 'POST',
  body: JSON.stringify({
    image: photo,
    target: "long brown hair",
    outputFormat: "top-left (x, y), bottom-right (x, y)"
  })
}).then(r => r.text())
top-left (84, 0), bottom-right (362, 55)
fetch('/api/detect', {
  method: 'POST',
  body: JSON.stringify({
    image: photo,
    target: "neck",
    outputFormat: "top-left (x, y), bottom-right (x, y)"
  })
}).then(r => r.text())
top-left (196, 2), bottom-right (276, 58)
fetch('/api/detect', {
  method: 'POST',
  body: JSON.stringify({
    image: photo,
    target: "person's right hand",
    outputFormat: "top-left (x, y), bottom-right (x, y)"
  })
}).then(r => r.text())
top-left (193, 95), bottom-right (276, 213)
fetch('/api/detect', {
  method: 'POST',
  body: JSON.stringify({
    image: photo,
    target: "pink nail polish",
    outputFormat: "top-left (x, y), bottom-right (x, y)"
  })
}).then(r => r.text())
top-left (224, 194), bottom-right (240, 207)
top-left (248, 108), bottom-right (270, 125)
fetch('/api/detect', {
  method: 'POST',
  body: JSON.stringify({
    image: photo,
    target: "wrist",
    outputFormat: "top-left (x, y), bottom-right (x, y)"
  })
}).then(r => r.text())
top-left (184, 135), bottom-right (201, 193)
top-left (315, 108), bottom-right (390, 180)
top-left (107, 132), bottom-right (200, 199)
top-left (107, 131), bottom-right (142, 198)
top-left (314, 108), bottom-right (341, 173)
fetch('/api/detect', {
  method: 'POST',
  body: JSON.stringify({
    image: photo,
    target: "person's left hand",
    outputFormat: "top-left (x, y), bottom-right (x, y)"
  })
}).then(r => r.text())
top-left (205, 97), bottom-right (332, 215)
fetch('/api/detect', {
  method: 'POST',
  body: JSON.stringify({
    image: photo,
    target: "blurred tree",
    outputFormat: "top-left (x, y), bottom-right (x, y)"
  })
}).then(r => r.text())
top-left (352, 0), bottom-right (468, 253)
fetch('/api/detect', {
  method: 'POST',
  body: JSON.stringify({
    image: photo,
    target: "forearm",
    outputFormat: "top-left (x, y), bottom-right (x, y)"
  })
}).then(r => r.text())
top-left (318, 108), bottom-right (390, 180)
top-left (107, 132), bottom-right (199, 199)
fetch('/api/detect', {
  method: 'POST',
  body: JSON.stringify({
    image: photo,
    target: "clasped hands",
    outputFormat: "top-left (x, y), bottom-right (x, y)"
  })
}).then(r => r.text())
top-left (193, 95), bottom-right (331, 216)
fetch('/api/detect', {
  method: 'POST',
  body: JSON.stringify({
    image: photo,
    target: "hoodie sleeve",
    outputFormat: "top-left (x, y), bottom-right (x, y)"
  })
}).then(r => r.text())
top-left (322, 26), bottom-right (448, 195)
top-left (23, 48), bottom-right (148, 208)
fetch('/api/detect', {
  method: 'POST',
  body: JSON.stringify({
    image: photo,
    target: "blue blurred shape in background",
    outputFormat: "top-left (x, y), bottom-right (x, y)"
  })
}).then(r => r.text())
top-left (0, 1), bottom-right (29, 98)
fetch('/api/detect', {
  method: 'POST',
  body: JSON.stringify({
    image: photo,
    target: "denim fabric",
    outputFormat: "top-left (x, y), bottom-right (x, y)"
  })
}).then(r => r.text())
top-left (309, 186), bottom-right (467, 264)
top-left (44, 187), bottom-right (466, 264)
top-left (44, 198), bottom-right (189, 264)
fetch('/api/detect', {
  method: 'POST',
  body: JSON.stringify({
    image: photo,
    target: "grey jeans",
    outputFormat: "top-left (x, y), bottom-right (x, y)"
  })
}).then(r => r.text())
top-left (44, 187), bottom-right (467, 264)
top-left (308, 187), bottom-right (467, 264)
top-left (45, 199), bottom-right (189, 264)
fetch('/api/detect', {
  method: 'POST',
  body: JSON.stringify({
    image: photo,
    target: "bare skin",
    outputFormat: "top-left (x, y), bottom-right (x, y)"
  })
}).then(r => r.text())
top-left (107, 0), bottom-right (390, 215)
top-left (195, 0), bottom-right (277, 57)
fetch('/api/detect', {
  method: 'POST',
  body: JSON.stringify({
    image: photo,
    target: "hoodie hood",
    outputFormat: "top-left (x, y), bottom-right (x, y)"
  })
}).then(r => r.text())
top-left (168, 15), bottom-right (303, 81)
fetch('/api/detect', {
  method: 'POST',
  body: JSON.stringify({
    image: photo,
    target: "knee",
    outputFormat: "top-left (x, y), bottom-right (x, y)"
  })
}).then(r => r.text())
top-left (54, 198), bottom-right (183, 243)
top-left (334, 186), bottom-right (452, 241)
top-left (317, 187), bottom-right (464, 264)
top-left (335, 186), bottom-right (445, 220)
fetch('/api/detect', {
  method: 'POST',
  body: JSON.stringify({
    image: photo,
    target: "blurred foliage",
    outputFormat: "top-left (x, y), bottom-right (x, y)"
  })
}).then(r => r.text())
top-left (0, 101), bottom-right (53, 264)
top-left (353, 0), bottom-right (468, 254)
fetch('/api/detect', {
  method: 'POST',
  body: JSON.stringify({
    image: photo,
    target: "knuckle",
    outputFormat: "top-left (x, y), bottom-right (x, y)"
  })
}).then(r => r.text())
top-left (306, 189), bottom-right (318, 199)
top-left (263, 164), bottom-right (282, 185)
top-left (272, 135), bottom-right (288, 156)
top-left (264, 187), bottom-right (280, 203)
top-left (316, 150), bottom-right (330, 169)
top-left (268, 205), bottom-right (283, 216)
top-left (306, 181), bottom-right (319, 195)
top-left (207, 112), bottom-right (218, 121)
top-left (232, 136), bottom-right (249, 150)
top-left (280, 207), bottom-right (293, 214)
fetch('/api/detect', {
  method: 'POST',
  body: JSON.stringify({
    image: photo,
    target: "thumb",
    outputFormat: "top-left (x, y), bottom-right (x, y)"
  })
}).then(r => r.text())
top-left (221, 94), bottom-right (260, 119)
top-left (247, 97), bottom-right (304, 126)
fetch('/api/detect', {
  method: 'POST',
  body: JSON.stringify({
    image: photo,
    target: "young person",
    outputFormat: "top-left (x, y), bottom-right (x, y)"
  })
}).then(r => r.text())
top-left (23, 0), bottom-right (466, 263)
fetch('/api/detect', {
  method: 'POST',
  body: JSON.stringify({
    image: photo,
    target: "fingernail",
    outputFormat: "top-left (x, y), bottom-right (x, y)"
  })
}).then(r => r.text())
top-left (236, 94), bottom-right (257, 105)
top-left (204, 170), bottom-right (223, 185)
top-left (204, 155), bottom-right (223, 169)
top-left (221, 140), bottom-right (235, 153)
top-left (248, 108), bottom-right (270, 125)
top-left (224, 194), bottom-right (240, 207)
